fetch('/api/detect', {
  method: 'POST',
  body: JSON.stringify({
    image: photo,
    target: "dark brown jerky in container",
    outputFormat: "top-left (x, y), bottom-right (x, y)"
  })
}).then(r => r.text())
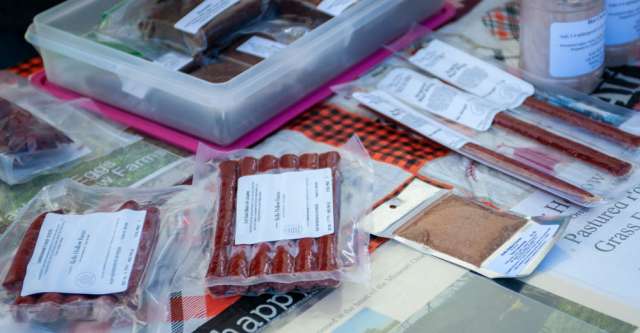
top-left (394, 195), bottom-right (526, 267)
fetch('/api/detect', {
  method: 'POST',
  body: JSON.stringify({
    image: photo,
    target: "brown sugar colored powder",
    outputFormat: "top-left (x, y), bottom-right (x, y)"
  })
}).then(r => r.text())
top-left (394, 195), bottom-right (526, 267)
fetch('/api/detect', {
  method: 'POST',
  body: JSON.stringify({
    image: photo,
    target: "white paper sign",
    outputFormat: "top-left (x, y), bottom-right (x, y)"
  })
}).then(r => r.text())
top-left (21, 210), bottom-right (146, 296)
top-left (483, 222), bottom-right (559, 277)
top-left (236, 36), bottom-right (287, 59)
top-left (549, 12), bottom-right (606, 78)
top-left (235, 168), bottom-right (335, 245)
top-left (318, 0), bottom-right (358, 16)
top-left (378, 68), bottom-right (502, 131)
top-left (353, 90), bottom-right (471, 149)
top-left (410, 40), bottom-right (534, 109)
top-left (174, 0), bottom-right (240, 35)
top-left (511, 185), bottom-right (640, 308)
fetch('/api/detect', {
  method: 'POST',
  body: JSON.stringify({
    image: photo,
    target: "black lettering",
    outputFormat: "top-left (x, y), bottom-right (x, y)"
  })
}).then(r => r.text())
top-left (564, 233), bottom-right (582, 244)
top-left (595, 241), bottom-right (616, 252)
top-left (544, 200), bottom-right (571, 214)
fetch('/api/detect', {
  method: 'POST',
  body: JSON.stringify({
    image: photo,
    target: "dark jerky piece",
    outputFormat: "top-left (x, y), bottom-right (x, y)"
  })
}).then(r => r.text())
top-left (494, 113), bottom-right (633, 177)
top-left (0, 97), bottom-right (72, 155)
top-left (524, 96), bottom-right (640, 148)
top-left (139, 0), bottom-right (264, 54)
top-left (461, 143), bottom-right (598, 204)
top-left (188, 57), bottom-right (251, 83)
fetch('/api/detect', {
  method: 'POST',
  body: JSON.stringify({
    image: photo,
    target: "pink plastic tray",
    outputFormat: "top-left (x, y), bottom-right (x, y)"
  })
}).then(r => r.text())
top-left (31, 4), bottom-right (455, 152)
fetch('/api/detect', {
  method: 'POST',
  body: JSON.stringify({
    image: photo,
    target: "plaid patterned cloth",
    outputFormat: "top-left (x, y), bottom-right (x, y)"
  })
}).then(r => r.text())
top-left (481, 1), bottom-right (519, 40)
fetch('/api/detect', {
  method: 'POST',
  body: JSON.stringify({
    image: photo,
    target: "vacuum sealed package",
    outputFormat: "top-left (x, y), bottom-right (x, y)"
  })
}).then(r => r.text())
top-left (275, 0), bottom-right (360, 17)
top-left (175, 137), bottom-right (372, 297)
top-left (0, 180), bottom-right (209, 330)
top-left (336, 61), bottom-right (640, 207)
top-left (100, 0), bottom-right (271, 56)
top-left (366, 189), bottom-right (568, 279)
top-left (391, 33), bottom-right (640, 152)
top-left (0, 72), bottom-right (139, 185)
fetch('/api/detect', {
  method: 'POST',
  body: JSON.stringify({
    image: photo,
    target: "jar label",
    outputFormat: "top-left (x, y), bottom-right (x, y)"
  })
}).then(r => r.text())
top-left (606, 0), bottom-right (640, 46)
top-left (549, 12), bottom-right (606, 78)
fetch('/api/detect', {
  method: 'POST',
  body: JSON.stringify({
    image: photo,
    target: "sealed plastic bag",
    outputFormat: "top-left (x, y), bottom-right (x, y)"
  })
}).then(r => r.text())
top-left (100, 0), bottom-right (270, 56)
top-left (334, 61), bottom-right (640, 207)
top-left (276, 0), bottom-right (360, 17)
top-left (0, 179), bottom-right (209, 330)
top-left (176, 137), bottom-right (372, 297)
top-left (0, 72), bottom-right (140, 185)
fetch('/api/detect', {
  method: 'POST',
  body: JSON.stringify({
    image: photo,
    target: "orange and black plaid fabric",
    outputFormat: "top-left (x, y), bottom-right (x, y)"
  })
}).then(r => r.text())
top-left (288, 103), bottom-right (449, 174)
top-left (7, 57), bottom-right (44, 78)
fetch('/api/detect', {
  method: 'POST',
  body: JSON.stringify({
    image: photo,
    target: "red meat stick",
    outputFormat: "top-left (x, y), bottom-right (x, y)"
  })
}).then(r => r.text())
top-left (315, 152), bottom-right (341, 288)
top-left (294, 153), bottom-right (319, 289)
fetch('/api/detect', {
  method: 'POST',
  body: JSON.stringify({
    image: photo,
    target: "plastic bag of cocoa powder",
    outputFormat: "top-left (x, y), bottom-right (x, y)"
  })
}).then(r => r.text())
top-left (0, 180), bottom-right (210, 331)
top-left (174, 136), bottom-right (373, 297)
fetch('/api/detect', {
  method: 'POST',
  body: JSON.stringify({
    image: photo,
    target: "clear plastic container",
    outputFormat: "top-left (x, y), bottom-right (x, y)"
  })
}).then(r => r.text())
top-left (25, 0), bottom-right (444, 145)
top-left (605, 0), bottom-right (640, 67)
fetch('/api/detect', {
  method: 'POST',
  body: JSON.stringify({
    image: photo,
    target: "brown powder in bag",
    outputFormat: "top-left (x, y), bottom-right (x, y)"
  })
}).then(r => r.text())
top-left (394, 195), bottom-right (526, 267)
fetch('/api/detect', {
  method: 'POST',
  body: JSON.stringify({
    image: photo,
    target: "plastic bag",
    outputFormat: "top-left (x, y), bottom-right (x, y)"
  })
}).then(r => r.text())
top-left (0, 179), bottom-right (210, 331)
top-left (175, 136), bottom-right (372, 297)
top-left (100, 0), bottom-right (271, 56)
top-left (334, 61), bottom-right (640, 207)
top-left (0, 72), bottom-right (140, 185)
top-left (276, 0), bottom-right (360, 17)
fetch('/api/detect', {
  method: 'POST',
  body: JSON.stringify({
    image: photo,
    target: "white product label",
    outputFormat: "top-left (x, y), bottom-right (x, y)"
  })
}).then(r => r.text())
top-left (21, 210), bottom-right (146, 296)
top-left (483, 222), bottom-right (560, 277)
top-left (549, 12), bottom-right (606, 78)
top-left (410, 40), bottom-right (535, 109)
top-left (236, 36), bottom-right (287, 59)
top-left (353, 90), bottom-right (470, 149)
top-left (174, 0), bottom-right (240, 35)
top-left (235, 168), bottom-right (335, 245)
top-left (606, 0), bottom-right (640, 46)
top-left (317, 0), bottom-right (358, 16)
top-left (378, 68), bottom-right (502, 131)
top-left (154, 52), bottom-right (193, 71)
top-left (511, 185), bottom-right (640, 308)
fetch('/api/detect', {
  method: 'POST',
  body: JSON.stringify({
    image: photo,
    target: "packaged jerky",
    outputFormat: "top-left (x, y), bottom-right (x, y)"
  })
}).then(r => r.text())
top-left (0, 180), bottom-right (210, 330)
top-left (0, 72), bottom-right (139, 185)
top-left (175, 137), bottom-right (373, 296)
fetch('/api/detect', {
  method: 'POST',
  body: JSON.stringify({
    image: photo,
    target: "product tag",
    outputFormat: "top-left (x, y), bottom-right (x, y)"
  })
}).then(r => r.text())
top-left (236, 36), bottom-right (287, 59)
top-left (21, 210), bottom-right (146, 296)
top-left (154, 51), bottom-right (193, 71)
top-left (410, 40), bottom-right (534, 109)
top-left (483, 222), bottom-right (560, 277)
top-left (549, 12), bottom-right (606, 78)
top-left (605, 0), bottom-right (640, 46)
top-left (235, 168), bottom-right (335, 245)
top-left (353, 90), bottom-right (470, 149)
top-left (174, 0), bottom-right (240, 35)
top-left (317, 0), bottom-right (358, 16)
top-left (378, 68), bottom-right (502, 131)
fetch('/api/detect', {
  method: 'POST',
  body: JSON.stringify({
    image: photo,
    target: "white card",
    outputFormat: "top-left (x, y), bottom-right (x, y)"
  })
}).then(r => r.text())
top-left (236, 36), bottom-right (287, 59)
top-left (378, 68), bottom-right (502, 131)
top-left (21, 209), bottom-right (146, 296)
top-left (174, 0), bottom-right (240, 35)
top-left (353, 90), bottom-right (471, 149)
top-left (410, 40), bottom-right (535, 109)
top-left (234, 168), bottom-right (335, 245)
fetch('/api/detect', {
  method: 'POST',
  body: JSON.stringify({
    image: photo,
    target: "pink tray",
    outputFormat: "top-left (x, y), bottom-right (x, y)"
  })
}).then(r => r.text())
top-left (31, 4), bottom-right (455, 152)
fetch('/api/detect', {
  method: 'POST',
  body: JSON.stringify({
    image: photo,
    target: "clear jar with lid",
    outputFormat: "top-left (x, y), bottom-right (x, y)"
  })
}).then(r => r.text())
top-left (605, 0), bottom-right (640, 67)
top-left (520, 0), bottom-right (606, 92)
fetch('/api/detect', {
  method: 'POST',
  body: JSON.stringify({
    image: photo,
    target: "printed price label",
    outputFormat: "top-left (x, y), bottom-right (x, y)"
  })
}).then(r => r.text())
top-left (21, 210), bottom-right (146, 296)
top-left (175, 0), bottom-right (240, 35)
top-left (235, 169), bottom-right (335, 244)
top-left (410, 40), bottom-right (534, 109)
top-left (378, 68), bottom-right (502, 131)
top-left (353, 90), bottom-right (470, 149)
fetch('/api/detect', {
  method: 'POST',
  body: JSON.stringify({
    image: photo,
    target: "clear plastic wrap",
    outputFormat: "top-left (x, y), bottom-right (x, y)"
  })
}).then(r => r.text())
top-left (0, 72), bottom-right (140, 185)
top-left (0, 180), bottom-right (210, 330)
top-left (335, 61), bottom-right (640, 207)
top-left (176, 137), bottom-right (373, 297)
top-left (99, 0), bottom-right (271, 56)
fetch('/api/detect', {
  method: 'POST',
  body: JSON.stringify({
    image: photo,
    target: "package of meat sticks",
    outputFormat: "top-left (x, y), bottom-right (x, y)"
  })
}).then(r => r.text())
top-left (334, 60), bottom-right (640, 207)
top-left (387, 31), bottom-right (640, 159)
top-left (99, 0), bottom-right (272, 56)
top-left (364, 187), bottom-right (568, 279)
top-left (0, 72), bottom-right (139, 185)
top-left (0, 180), bottom-right (210, 331)
top-left (174, 136), bottom-right (373, 297)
